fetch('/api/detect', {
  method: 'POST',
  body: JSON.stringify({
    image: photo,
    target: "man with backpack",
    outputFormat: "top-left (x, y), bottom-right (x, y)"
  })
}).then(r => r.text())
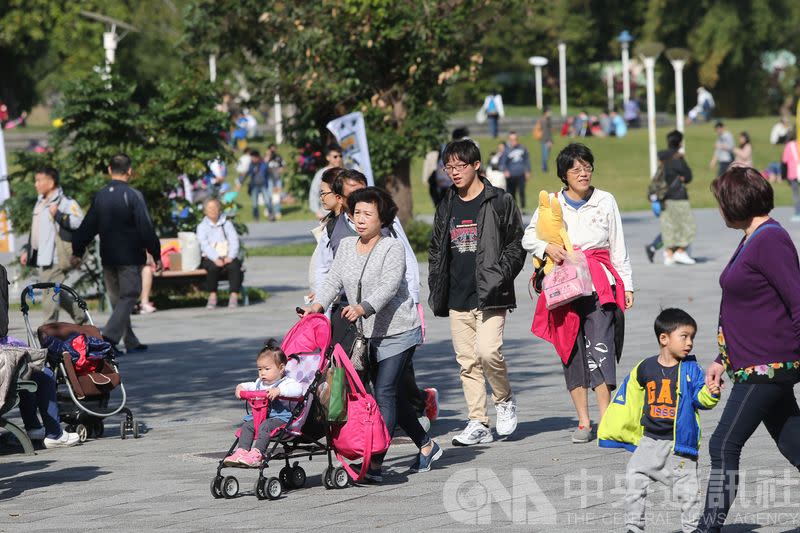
top-left (428, 138), bottom-right (526, 445)
top-left (72, 153), bottom-right (161, 353)
top-left (20, 167), bottom-right (85, 323)
top-left (479, 91), bottom-right (505, 138)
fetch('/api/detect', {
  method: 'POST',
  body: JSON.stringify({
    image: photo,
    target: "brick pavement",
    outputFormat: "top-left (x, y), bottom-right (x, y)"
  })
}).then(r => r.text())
top-left (1, 208), bottom-right (799, 532)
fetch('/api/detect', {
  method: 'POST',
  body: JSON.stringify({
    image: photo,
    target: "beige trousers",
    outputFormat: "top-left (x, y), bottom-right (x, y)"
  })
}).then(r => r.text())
top-left (449, 308), bottom-right (513, 425)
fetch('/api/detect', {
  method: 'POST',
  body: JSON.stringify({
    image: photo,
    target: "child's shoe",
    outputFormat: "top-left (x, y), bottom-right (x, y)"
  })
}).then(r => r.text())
top-left (222, 447), bottom-right (247, 466)
top-left (239, 448), bottom-right (263, 467)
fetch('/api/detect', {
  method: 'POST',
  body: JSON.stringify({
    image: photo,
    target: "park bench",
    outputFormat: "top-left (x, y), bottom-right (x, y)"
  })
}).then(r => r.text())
top-left (152, 267), bottom-right (249, 305)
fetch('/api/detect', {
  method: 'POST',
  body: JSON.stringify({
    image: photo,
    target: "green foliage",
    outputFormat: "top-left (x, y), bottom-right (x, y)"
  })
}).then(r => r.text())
top-left (403, 219), bottom-right (433, 255)
top-left (6, 70), bottom-right (230, 237)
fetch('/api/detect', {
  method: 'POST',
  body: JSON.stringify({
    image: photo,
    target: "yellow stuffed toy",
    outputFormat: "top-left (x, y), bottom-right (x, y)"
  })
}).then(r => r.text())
top-left (533, 190), bottom-right (573, 274)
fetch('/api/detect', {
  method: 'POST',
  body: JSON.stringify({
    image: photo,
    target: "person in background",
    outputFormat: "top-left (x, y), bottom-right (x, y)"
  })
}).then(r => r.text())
top-left (770, 116), bottom-right (791, 145)
top-left (430, 128), bottom-right (470, 205)
top-left (309, 145), bottom-right (343, 220)
top-left (657, 130), bottom-right (696, 266)
top-left (265, 144), bottom-right (284, 221)
top-left (500, 131), bottom-right (531, 211)
top-left (197, 198), bottom-right (244, 309)
top-left (236, 150), bottom-right (271, 221)
top-left (782, 130), bottom-right (800, 222)
top-left (733, 131), bottom-right (753, 168)
top-left (487, 141), bottom-right (508, 190)
top-left (71, 153), bottom-right (161, 353)
top-left (610, 108), bottom-right (627, 138)
top-left (624, 98), bottom-right (641, 128)
top-left (479, 91), bottom-right (505, 138)
top-left (710, 121), bottom-right (734, 177)
top-left (539, 107), bottom-right (554, 172)
top-left (138, 253), bottom-right (157, 314)
top-left (235, 148), bottom-right (252, 184)
top-left (20, 167), bottom-right (85, 324)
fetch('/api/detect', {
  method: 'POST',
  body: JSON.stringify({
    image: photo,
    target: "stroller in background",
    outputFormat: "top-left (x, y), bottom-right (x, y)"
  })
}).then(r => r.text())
top-left (211, 314), bottom-right (351, 500)
top-left (21, 282), bottom-right (138, 441)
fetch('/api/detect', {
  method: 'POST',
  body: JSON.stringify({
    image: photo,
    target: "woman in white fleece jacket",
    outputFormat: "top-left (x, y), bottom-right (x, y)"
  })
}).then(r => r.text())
top-left (522, 143), bottom-right (634, 444)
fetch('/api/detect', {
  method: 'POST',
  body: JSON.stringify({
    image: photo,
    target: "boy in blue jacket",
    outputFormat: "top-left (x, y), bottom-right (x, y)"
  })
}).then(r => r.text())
top-left (598, 308), bottom-right (720, 533)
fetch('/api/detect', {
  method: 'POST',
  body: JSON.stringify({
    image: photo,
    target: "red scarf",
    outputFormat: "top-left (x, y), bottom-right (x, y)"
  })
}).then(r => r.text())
top-left (532, 248), bottom-right (625, 364)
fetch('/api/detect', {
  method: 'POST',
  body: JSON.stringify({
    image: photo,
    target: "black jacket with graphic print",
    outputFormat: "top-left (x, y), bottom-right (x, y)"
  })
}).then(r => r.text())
top-left (428, 178), bottom-right (525, 317)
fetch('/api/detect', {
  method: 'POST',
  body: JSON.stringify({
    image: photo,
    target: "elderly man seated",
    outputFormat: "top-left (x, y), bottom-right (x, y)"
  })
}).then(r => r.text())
top-left (196, 198), bottom-right (244, 309)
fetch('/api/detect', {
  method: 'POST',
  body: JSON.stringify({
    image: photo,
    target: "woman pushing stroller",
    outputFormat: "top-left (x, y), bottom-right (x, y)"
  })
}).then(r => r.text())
top-left (302, 186), bottom-right (442, 482)
top-left (223, 340), bottom-right (303, 467)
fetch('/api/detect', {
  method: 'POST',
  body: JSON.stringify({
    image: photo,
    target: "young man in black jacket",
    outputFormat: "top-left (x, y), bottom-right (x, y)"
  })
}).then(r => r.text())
top-left (72, 153), bottom-right (161, 353)
top-left (428, 139), bottom-right (526, 445)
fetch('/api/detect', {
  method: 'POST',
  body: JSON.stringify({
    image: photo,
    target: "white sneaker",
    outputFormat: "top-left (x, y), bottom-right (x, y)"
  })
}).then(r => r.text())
top-left (663, 254), bottom-right (676, 266)
top-left (452, 420), bottom-right (493, 446)
top-left (495, 398), bottom-right (518, 436)
top-left (44, 431), bottom-right (80, 449)
top-left (26, 427), bottom-right (45, 440)
top-left (672, 251), bottom-right (696, 265)
top-left (418, 415), bottom-right (431, 433)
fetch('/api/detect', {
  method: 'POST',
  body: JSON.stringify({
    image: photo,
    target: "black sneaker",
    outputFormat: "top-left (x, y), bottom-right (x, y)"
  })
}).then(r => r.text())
top-left (645, 244), bottom-right (656, 263)
top-left (126, 344), bottom-right (148, 354)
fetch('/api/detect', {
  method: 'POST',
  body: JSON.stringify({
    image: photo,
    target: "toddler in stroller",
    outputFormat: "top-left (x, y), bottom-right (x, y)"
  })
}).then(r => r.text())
top-left (223, 340), bottom-right (302, 467)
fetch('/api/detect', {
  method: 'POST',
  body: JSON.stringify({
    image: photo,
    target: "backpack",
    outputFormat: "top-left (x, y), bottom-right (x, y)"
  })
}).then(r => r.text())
top-left (486, 97), bottom-right (498, 114)
top-left (532, 120), bottom-right (543, 141)
top-left (647, 152), bottom-right (682, 202)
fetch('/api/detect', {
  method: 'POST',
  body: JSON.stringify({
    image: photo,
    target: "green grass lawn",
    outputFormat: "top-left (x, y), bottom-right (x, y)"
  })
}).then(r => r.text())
top-left (410, 116), bottom-right (790, 215)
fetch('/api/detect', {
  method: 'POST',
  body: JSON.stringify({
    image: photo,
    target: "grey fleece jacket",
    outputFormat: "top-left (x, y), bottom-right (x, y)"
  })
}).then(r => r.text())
top-left (314, 237), bottom-right (420, 339)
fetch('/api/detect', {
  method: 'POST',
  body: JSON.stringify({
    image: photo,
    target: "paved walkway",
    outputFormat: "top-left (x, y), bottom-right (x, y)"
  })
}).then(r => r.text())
top-left (2, 208), bottom-right (800, 532)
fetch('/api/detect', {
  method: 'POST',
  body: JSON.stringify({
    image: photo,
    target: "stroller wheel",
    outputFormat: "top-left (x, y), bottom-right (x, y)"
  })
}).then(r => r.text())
top-left (291, 466), bottom-right (306, 489)
top-left (254, 477), bottom-right (268, 500)
top-left (333, 467), bottom-right (349, 489)
top-left (119, 420), bottom-right (127, 440)
top-left (75, 424), bottom-right (88, 443)
top-left (323, 467), bottom-right (335, 490)
top-left (132, 418), bottom-right (140, 439)
top-left (279, 467), bottom-right (291, 488)
top-left (266, 477), bottom-right (282, 500)
top-left (222, 475), bottom-right (239, 498)
top-left (210, 476), bottom-right (224, 499)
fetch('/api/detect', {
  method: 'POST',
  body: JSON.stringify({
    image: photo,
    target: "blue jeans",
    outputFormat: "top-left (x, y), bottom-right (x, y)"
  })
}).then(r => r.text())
top-left (18, 367), bottom-right (63, 439)
top-left (269, 178), bottom-right (282, 216)
top-left (250, 184), bottom-right (270, 220)
top-left (370, 345), bottom-right (429, 464)
top-left (488, 114), bottom-right (499, 138)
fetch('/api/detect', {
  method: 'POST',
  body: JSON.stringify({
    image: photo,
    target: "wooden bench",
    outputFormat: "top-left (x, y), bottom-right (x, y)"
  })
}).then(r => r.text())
top-left (152, 268), bottom-right (249, 305)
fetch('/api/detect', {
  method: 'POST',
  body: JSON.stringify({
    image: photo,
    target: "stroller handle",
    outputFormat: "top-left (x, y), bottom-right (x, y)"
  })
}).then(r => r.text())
top-left (238, 390), bottom-right (302, 401)
top-left (20, 283), bottom-right (89, 315)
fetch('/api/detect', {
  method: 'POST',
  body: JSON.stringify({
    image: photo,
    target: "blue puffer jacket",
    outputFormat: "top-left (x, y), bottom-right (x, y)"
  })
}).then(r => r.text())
top-left (598, 355), bottom-right (719, 458)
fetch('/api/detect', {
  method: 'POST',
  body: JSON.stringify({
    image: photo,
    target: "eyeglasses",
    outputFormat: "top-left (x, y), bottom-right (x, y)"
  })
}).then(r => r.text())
top-left (567, 164), bottom-right (594, 175)
top-left (443, 162), bottom-right (471, 173)
top-left (319, 191), bottom-right (333, 198)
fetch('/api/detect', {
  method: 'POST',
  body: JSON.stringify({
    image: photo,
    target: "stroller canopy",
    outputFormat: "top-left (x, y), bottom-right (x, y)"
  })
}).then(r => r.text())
top-left (280, 314), bottom-right (331, 357)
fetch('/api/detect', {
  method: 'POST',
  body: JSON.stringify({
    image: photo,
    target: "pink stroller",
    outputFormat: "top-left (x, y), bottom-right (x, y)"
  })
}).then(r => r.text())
top-left (210, 314), bottom-right (351, 500)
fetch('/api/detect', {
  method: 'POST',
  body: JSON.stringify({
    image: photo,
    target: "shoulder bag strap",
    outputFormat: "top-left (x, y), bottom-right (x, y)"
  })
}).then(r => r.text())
top-left (355, 237), bottom-right (382, 335)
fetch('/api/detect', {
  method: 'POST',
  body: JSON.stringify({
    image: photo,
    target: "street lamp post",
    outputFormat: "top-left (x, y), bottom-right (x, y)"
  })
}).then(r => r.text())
top-left (665, 48), bottom-right (691, 151)
top-left (558, 42), bottom-right (567, 118)
top-left (209, 54), bottom-right (217, 83)
top-left (274, 93), bottom-right (284, 144)
top-left (617, 30), bottom-right (634, 106)
top-left (528, 56), bottom-right (548, 110)
top-left (637, 42), bottom-right (664, 178)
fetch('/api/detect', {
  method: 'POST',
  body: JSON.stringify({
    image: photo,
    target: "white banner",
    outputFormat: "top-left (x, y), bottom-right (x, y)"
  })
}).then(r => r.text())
top-left (0, 128), bottom-right (13, 252)
top-left (326, 112), bottom-right (374, 186)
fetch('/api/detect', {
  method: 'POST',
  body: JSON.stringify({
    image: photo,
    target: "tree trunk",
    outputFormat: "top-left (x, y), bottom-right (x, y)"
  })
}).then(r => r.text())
top-left (384, 157), bottom-right (413, 226)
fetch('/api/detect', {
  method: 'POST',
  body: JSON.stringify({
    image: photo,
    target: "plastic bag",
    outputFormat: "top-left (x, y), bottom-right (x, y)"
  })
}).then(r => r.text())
top-left (542, 251), bottom-right (593, 310)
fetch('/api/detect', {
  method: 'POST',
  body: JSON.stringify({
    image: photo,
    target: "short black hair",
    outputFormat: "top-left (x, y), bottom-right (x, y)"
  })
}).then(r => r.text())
top-left (325, 144), bottom-right (342, 156)
top-left (654, 308), bottom-right (697, 339)
top-left (556, 143), bottom-right (595, 185)
top-left (666, 130), bottom-right (683, 151)
top-left (739, 131), bottom-right (750, 145)
top-left (347, 186), bottom-right (397, 228)
top-left (258, 338), bottom-right (288, 366)
top-left (711, 165), bottom-right (774, 223)
top-left (451, 127), bottom-right (470, 140)
top-left (442, 138), bottom-right (481, 166)
top-left (714, 120), bottom-right (724, 129)
top-left (333, 169), bottom-right (368, 196)
top-left (321, 166), bottom-right (345, 187)
top-left (249, 149), bottom-right (261, 158)
top-left (35, 166), bottom-right (59, 186)
top-left (109, 153), bottom-right (132, 175)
